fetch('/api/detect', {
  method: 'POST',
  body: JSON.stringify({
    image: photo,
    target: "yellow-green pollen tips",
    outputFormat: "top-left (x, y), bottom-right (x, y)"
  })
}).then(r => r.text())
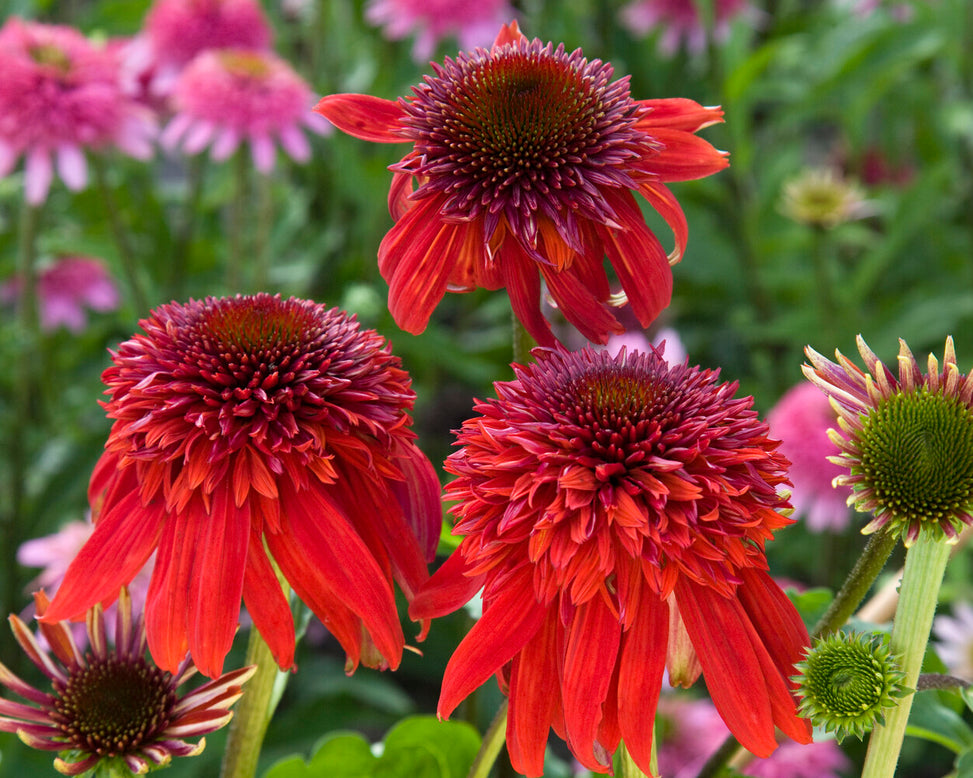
top-left (854, 389), bottom-right (973, 546)
top-left (793, 631), bottom-right (909, 743)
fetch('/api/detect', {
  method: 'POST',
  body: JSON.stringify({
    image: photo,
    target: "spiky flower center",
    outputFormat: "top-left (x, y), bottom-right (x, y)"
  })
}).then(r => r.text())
top-left (857, 390), bottom-right (973, 529)
top-left (399, 40), bottom-right (653, 229)
top-left (794, 631), bottom-right (907, 742)
top-left (53, 657), bottom-right (175, 755)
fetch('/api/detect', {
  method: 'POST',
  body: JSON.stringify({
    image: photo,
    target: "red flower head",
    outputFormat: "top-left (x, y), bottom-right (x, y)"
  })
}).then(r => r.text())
top-left (315, 23), bottom-right (727, 347)
top-left (42, 294), bottom-right (442, 679)
top-left (411, 346), bottom-right (812, 776)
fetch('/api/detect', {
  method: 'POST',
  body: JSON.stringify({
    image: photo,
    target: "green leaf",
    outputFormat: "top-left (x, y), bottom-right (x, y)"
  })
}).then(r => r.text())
top-left (905, 691), bottom-right (973, 754)
top-left (376, 716), bottom-right (481, 778)
top-left (262, 732), bottom-right (376, 778)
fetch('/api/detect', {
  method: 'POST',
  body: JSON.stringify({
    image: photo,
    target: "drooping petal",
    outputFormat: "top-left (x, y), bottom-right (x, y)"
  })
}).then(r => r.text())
top-left (497, 242), bottom-right (555, 347)
top-left (187, 480), bottom-right (250, 678)
top-left (313, 94), bottom-right (408, 143)
top-left (242, 533), bottom-right (295, 670)
top-left (506, 613), bottom-right (562, 778)
top-left (644, 129), bottom-right (730, 182)
top-left (42, 488), bottom-right (165, 624)
top-left (559, 595), bottom-right (621, 773)
top-left (599, 189), bottom-right (673, 329)
top-left (409, 547), bottom-right (486, 623)
top-left (617, 593), bottom-right (668, 773)
top-left (145, 508), bottom-right (197, 674)
top-left (268, 488), bottom-right (404, 669)
top-left (438, 566), bottom-right (546, 719)
top-left (540, 263), bottom-right (623, 346)
top-left (389, 440), bottom-right (444, 562)
top-left (377, 194), bottom-right (461, 334)
top-left (674, 577), bottom-right (779, 757)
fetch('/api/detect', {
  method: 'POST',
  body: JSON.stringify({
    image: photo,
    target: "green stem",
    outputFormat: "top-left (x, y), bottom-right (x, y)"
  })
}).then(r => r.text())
top-left (168, 155), bottom-right (207, 300)
top-left (219, 626), bottom-right (286, 778)
top-left (861, 535), bottom-right (951, 778)
top-left (227, 148), bottom-right (251, 293)
top-left (812, 527), bottom-right (899, 637)
top-left (91, 154), bottom-right (149, 315)
top-left (254, 171), bottom-right (273, 291)
top-left (467, 698), bottom-right (508, 778)
top-left (2, 200), bottom-right (42, 666)
top-left (616, 737), bottom-right (655, 778)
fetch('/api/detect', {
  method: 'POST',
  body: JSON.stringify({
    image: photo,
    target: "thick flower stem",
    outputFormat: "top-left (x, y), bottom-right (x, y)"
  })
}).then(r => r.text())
top-left (616, 738), bottom-right (656, 778)
top-left (812, 527), bottom-right (899, 637)
top-left (467, 698), bottom-right (508, 778)
top-left (861, 535), bottom-right (951, 778)
top-left (219, 627), bottom-right (282, 778)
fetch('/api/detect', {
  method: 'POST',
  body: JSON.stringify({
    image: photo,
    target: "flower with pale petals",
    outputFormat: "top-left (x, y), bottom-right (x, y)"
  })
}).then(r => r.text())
top-left (0, 587), bottom-right (254, 776)
top-left (767, 382), bottom-right (853, 532)
top-left (126, 0), bottom-right (272, 97)
top-left (780, 167), bottom-right (873, 229)
top-left (933, 601), bottom-right (973, 680)
top-left (365, 0), bottom-right (515, 63)
top-left (0, 18), bottom-right (156, 204)
top-left (162, 48), bottom-right (331, 173)
top-left (803, 335), bottom-right (973, 546)
top-left (42, 294), bottom-right (442, 679)
top-left (0, 256), bottom-right (120, 333)
top-left (411, 345), bottom-right (811, 777)
top-left (620, 0), bottom-right (754, 57)
top-left (316, 22), bottom-right (728, 347)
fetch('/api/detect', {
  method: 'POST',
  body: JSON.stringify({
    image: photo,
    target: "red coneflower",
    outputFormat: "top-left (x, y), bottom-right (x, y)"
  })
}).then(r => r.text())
top-left (43, 294), bottom-right (442, 679)
top-left (411, 345), bottom-right (812, 776)
top-left (315, 23), bottom-right (727, 347)
top-left (0, 588), bottom-right (254, 775)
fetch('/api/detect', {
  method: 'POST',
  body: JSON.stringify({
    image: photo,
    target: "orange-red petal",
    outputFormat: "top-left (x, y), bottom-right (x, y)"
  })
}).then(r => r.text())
top-left (313, 94), bottom-right (407, 143)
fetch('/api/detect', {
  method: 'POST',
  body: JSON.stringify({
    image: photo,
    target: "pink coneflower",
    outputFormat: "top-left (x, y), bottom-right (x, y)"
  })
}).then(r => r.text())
top-left (767, 382), bottom-right (852, 532)
top-left (365, 0), bottom-right (515, 63)
top-left (619, 0), bottom-right (754, 57)
top-left (411, 345), bottom-right (811, 776)
top-left (0, 256), bottom-right (120, 333)
top-left (0, 588), bottom-right (254, 776)
top-left (18, 516), bottom-right (155, 646)
top-left (161, 48), bottom-right (331, 173)
top-left (43, 294), bottom-right (441, 679)
top-left (656, 696), bottom-right (850, 778)
top-left (0, 18), bottom-right (156, 205)
top-left (127, 0), bottom-right (272, 97)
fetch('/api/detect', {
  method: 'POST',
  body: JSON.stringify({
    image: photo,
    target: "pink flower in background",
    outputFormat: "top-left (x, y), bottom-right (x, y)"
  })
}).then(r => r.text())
top-left (366, 0), bottom-right (515, 63)
top-left (0, 18), bottom-right (156, 204)
top-left (0, 256), bottom-right (120, 333)
top-left (933, 602), bottom-right (973, 680)
top-left (127, 0), bottom-right (272, 96)
top-left (619, 0), bottom-right (753, 56)
top-left (767, 382), bottom-right (853, 532)
top-left (657, 696), bottom-right (850, 778)
top-left (17, 516), bottom-right (155, 646)
top-left (162, 48), bottom-right (331, 172)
